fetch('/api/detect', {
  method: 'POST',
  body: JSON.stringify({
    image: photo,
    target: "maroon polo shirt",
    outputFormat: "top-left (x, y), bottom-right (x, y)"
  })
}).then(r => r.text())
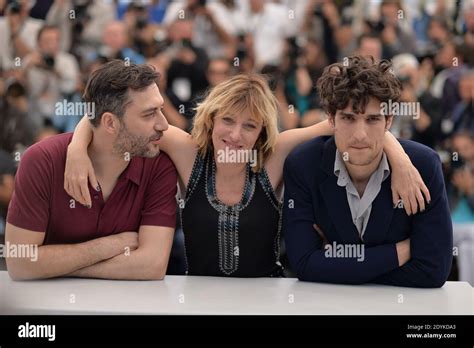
top-left (7, 133), bottom-right (177, 244)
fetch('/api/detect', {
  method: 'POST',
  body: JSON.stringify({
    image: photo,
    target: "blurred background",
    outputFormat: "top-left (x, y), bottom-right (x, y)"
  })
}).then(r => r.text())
top-left (0, 0), bottom-right (473, 284)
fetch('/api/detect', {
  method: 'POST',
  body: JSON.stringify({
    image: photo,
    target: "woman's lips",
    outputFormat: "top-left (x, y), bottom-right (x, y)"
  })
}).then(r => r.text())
top-left (223, 140), bottom-right (242, 149)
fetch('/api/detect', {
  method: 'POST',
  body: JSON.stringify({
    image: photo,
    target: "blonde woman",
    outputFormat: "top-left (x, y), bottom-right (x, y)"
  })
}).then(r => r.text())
top-left (64, 74), bottom-right (430, 277)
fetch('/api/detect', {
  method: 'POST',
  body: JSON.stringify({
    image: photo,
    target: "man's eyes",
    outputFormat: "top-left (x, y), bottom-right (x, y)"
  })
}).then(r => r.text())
top-left (368, 117), bottom-right (381, 122)
top-left (145, 109), bottom-right (164, 118)
top-left (341, 116), bottom-right (380, 122)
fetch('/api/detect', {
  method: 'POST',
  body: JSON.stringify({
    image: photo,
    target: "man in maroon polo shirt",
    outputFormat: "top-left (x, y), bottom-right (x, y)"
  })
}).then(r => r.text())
top-left (5, 60), bottom-right (178, 280)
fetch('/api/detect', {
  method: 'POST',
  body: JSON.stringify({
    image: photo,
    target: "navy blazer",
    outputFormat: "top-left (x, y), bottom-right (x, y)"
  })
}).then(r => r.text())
top-left (283, 136), bottom-right (453, 288)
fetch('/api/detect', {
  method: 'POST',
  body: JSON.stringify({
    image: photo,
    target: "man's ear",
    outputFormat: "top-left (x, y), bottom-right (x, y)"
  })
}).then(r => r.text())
top-left (100, 112), bottom-right (120, 134)
top-left (385, 115), bottom-right (393, 131)
top-left (328, 114), bottom-right (336, 128)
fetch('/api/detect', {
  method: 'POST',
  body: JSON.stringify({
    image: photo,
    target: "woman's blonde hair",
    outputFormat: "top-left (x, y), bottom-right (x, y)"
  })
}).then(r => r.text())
top-left (191, 74), bottom-right (279, 172)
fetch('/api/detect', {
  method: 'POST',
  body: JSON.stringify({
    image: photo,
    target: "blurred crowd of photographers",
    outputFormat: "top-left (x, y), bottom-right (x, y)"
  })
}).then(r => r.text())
top-left (0, 0), bottom-right (473, 278)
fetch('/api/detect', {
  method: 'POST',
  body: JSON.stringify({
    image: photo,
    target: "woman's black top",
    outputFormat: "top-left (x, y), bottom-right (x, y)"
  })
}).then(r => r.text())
top-left (180, 151), bottom-right (283, 277)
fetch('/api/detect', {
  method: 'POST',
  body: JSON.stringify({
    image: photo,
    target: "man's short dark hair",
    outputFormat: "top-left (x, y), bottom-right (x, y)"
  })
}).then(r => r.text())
top-left (316, 55), bottom-right (402, 117)
top-left (83, 60), bottom-right (160, 127)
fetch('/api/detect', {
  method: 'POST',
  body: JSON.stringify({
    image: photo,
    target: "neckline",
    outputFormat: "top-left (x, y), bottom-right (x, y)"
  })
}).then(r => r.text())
top-left (205, 152), bottom-right (256, 211)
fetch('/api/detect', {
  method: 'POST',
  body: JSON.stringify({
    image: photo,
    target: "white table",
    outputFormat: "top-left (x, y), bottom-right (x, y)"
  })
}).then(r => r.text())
top-left (453, 223), bottom-right (474, 285)
top-left (0, 271), bottom-right (472, 315)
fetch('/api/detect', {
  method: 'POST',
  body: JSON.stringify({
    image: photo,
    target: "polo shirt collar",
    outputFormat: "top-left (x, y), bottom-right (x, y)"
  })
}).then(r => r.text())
top-left (123, 157), bottom-right (143, 185)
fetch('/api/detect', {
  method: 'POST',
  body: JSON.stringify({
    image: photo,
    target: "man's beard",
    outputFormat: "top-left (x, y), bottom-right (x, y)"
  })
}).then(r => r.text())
top-left (112, 122), bottom-right (161, 158)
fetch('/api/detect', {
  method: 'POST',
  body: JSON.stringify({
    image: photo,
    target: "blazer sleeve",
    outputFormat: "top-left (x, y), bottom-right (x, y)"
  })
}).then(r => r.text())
top-left (373, 152), bottom-right (453, 288)
top-left (283, 153), bottom-right (400, 285)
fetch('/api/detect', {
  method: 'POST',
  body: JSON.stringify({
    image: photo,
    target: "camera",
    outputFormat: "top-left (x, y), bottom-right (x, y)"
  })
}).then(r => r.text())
top-left (366, 19), bottom-right (385, 33)
top-left (451, 153), bottom-right (467, 172)
top-left (42, 54), bottom-right (55, 69)
top-left (71, 0), bottom-right (91, 35)
top-left (7, 0), bottom-right (22, 14)
top-left (181, 38), bottom-right (192, 49)
top-left (136, 16), bottom-right (148, 30)
top-left (128, 3), bottom-right (148, 30)
top-left (398, 75), bottom-right (412, 85)
top-left (313, 4), bottom-right (322, 17)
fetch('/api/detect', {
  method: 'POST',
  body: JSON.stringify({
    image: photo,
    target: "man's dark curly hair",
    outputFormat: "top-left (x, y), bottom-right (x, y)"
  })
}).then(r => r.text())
top-left (317, 55), bottom-right (402, 117)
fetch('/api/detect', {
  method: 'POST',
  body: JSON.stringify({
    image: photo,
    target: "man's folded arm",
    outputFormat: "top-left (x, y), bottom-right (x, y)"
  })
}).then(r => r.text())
top-left (372, 154), bottom-right (453, 288)
top-left (68, 225), bottom-right (174, 280)
top-left (283, 156), bottom-right (400, 284)
top-left (5, 223), bottom-right (135, 280)
top-left (67, 155), bottom-right (177, 280)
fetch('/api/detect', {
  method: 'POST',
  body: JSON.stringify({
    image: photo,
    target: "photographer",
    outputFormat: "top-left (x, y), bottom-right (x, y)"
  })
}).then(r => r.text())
top-left (391, 53), bottom-right (443, 148)
top-left (364, 0), bottom-right (416, 59)
top-left (45, 0), bottom-right (114, 63)
top-left (122, 2), bottom-right (161, 58)
top-left (164, 18), bottom-right (209, 123)
top-left (0, 79), bottom-right (35, 154)
top-left (0, 150), bottom-right (16, 255)
top-left (440, 70), bottom-right (474, 139)
top-left (96, 21), bottom-right (145, 64)
top-left (163, 0), bottom-right (238, 60)
top-left (445, 131), bottom-right (474, 284)
top-left (0, 0), bottom-right (43, 70)
top-left (23, 25), bottom-right (79, 129)
top-left (280, 37), bottom-right (328, 128)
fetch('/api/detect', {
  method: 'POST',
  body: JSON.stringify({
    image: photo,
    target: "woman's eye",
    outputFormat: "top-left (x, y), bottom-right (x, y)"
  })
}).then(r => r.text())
top-left (245, 124), bottom-right (257, 129)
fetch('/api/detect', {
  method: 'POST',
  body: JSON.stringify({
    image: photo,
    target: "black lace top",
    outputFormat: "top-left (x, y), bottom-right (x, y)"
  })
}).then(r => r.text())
top-left (180, 151), bottom-right (283, 277)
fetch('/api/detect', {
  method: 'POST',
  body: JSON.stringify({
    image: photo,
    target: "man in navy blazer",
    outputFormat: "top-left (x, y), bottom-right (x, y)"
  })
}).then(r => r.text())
top-left (283, 56), bottom-right (453, 288)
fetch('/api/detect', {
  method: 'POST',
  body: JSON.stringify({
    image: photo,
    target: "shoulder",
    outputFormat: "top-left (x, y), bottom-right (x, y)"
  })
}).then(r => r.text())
top-left (285, 136), bottom-right (329, 168)
top-left (142, 151), bottom-right (178, 179)
top-left (398, 139), bottom-right (443, 184)
top-left (283, 136), bottom-right (331, 187)
top-left (21, 133), bottom-right (72, 167)
top-left (399, 139), bottom-right (441, 171)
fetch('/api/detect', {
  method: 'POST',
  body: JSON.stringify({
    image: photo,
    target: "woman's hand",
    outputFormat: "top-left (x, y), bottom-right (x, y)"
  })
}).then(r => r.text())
top-left (390, 154), bottom-right (431, 215)
top-left (64, 144), bottom-right (99, 208)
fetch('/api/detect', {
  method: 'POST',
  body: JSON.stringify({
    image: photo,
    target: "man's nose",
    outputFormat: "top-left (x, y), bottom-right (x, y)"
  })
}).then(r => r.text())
top-left (155, 112), bottom-right (169, 132)
top-left (352, 123), bottom-right (368, 142)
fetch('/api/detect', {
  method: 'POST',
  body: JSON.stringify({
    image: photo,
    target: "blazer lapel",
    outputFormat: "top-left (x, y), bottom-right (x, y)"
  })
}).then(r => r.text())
top-left (361, 175), bottom-right (395, 245)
